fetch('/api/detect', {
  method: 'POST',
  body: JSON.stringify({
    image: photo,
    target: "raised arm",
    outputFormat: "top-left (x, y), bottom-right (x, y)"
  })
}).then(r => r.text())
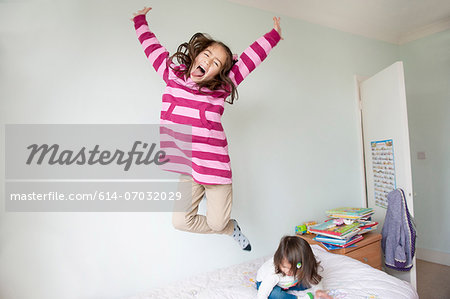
top-left (228, 17), bottom-right (282, 87)
top-left (132, 7), bottom-right (170, 82)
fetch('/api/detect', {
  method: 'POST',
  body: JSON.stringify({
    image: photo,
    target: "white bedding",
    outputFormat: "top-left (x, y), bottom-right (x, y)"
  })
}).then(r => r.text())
top-left (126, 245), bottom-right (418, 299)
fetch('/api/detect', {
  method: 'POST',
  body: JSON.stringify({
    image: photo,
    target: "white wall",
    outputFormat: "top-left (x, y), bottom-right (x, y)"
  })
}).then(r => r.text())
top-left (0, 0), bottom-right (400, 298)
top-left (399, 29), bottom-right (450, 264)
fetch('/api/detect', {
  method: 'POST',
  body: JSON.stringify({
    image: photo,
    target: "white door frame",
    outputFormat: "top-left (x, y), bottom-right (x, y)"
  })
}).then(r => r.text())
top-left (355, 65), bottom-right (417, 290)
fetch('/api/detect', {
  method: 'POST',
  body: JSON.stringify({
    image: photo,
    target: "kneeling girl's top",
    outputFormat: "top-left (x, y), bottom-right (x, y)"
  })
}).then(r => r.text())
top-left (133, 15), bottom-right (281, 185)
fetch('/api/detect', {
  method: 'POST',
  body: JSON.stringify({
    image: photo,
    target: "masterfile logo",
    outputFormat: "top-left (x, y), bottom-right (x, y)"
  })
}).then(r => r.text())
top-left (26, 141), bottom-right (169, 171)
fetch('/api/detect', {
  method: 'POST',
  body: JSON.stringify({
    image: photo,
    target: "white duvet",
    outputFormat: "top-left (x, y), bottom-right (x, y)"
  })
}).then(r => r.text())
top-left (125, 245), bottom-right (418, 299)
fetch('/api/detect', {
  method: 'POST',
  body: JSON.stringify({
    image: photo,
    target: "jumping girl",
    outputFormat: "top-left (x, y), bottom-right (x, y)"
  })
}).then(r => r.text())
top-left (131, 6), bottom-right (282, 251)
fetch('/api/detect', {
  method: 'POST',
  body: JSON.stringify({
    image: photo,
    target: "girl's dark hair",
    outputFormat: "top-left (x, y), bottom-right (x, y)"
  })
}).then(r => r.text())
top-left (273, 236), bottom-right (322, 288)
top-left (169, 33), bottom-right (238, 104)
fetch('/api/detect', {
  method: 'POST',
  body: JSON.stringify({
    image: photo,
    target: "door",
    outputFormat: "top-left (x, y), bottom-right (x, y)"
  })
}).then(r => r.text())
top-left (358, 61), bottom-right (416, 288)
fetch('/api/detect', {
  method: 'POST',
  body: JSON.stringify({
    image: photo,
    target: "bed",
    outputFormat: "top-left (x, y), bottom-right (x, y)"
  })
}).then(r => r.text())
top-left (125, 245), bottom-right (418, 299)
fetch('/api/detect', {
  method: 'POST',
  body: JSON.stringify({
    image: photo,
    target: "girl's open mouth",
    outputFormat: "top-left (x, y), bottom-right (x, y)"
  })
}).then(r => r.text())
top-left (192, 66), bottom-right (206, 78)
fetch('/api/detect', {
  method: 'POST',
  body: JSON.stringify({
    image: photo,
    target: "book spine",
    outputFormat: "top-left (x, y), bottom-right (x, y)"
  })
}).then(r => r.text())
top-left (313, 237), bottom-right (346, 245)
top-left (309, 229), bottom-right (341, 236)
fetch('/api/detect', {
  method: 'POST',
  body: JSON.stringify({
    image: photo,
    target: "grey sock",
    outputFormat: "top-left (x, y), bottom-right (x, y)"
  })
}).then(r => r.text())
top-left (231, 219), bottom-right (251, 251)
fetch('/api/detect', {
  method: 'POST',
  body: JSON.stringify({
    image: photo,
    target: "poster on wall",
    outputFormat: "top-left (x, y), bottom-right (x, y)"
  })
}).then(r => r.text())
top-left (371, 139), bottom-right (396, 208)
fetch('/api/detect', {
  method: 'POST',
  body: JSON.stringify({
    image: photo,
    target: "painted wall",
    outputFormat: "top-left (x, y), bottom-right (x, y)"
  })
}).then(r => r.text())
top-left (399, 29), bottom-right (450, 259)
top-left (0, 0), bottom-right (400, 298)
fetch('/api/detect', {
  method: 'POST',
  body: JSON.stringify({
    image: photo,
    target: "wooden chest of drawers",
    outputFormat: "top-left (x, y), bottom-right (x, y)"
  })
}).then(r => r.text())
top-left (297, 232), bottom-right (382, 270)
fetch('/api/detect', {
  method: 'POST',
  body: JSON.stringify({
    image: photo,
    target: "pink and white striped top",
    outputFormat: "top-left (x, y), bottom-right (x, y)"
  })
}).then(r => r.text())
top-left (134, 15), bottom-right (280, 185)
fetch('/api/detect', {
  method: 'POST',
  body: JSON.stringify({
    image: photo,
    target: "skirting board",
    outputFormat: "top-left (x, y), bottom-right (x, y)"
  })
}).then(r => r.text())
top-left (416, 247), bottom-right (450, 266)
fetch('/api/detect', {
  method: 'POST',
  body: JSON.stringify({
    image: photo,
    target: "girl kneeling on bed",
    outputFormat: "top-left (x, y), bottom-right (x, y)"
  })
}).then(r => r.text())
top-left (256, 236), bottom-right (332, 299)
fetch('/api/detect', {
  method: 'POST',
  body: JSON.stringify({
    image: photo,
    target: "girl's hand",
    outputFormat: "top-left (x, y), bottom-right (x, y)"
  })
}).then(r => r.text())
top-left (131, 6), bottom-right (152, 21)
top-left (273, 17), bottom-right (283, 40)
top-left (315, 290), bottom-right (333, 299)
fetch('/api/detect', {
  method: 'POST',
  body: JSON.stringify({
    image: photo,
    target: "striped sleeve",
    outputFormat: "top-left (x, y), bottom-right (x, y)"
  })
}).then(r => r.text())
top-left (229, 29), bottom-right (281, 87)
top-left (133, 14), bottom-right (169, 82)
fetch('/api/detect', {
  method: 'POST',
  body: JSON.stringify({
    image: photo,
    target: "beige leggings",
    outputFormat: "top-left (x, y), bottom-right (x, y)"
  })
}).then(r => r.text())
top-left (172, 174), bottom-right (234, 235)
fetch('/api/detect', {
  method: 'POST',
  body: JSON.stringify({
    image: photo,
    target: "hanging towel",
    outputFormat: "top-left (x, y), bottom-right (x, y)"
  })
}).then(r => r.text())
top-left (381, 188), bottom-right (416, 271)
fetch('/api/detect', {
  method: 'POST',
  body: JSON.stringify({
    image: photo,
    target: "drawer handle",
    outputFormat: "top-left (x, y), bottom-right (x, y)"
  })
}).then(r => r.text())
top-left (363, 257), bottom-right (368, 262)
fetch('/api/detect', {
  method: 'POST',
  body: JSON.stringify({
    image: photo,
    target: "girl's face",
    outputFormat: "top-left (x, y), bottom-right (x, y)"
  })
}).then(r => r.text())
top-left (190, 43), bottom-right (227, 83)
top-left (280, 258), bottom-right (294, 276)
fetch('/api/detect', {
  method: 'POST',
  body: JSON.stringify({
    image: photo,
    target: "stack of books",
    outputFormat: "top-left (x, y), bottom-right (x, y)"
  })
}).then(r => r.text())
top-left (326, 207), bottom-right (378, 234)
top-left (308, 207), bottom-right (378, 249)
top-left (308, 219), bottom-right (361, 240)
